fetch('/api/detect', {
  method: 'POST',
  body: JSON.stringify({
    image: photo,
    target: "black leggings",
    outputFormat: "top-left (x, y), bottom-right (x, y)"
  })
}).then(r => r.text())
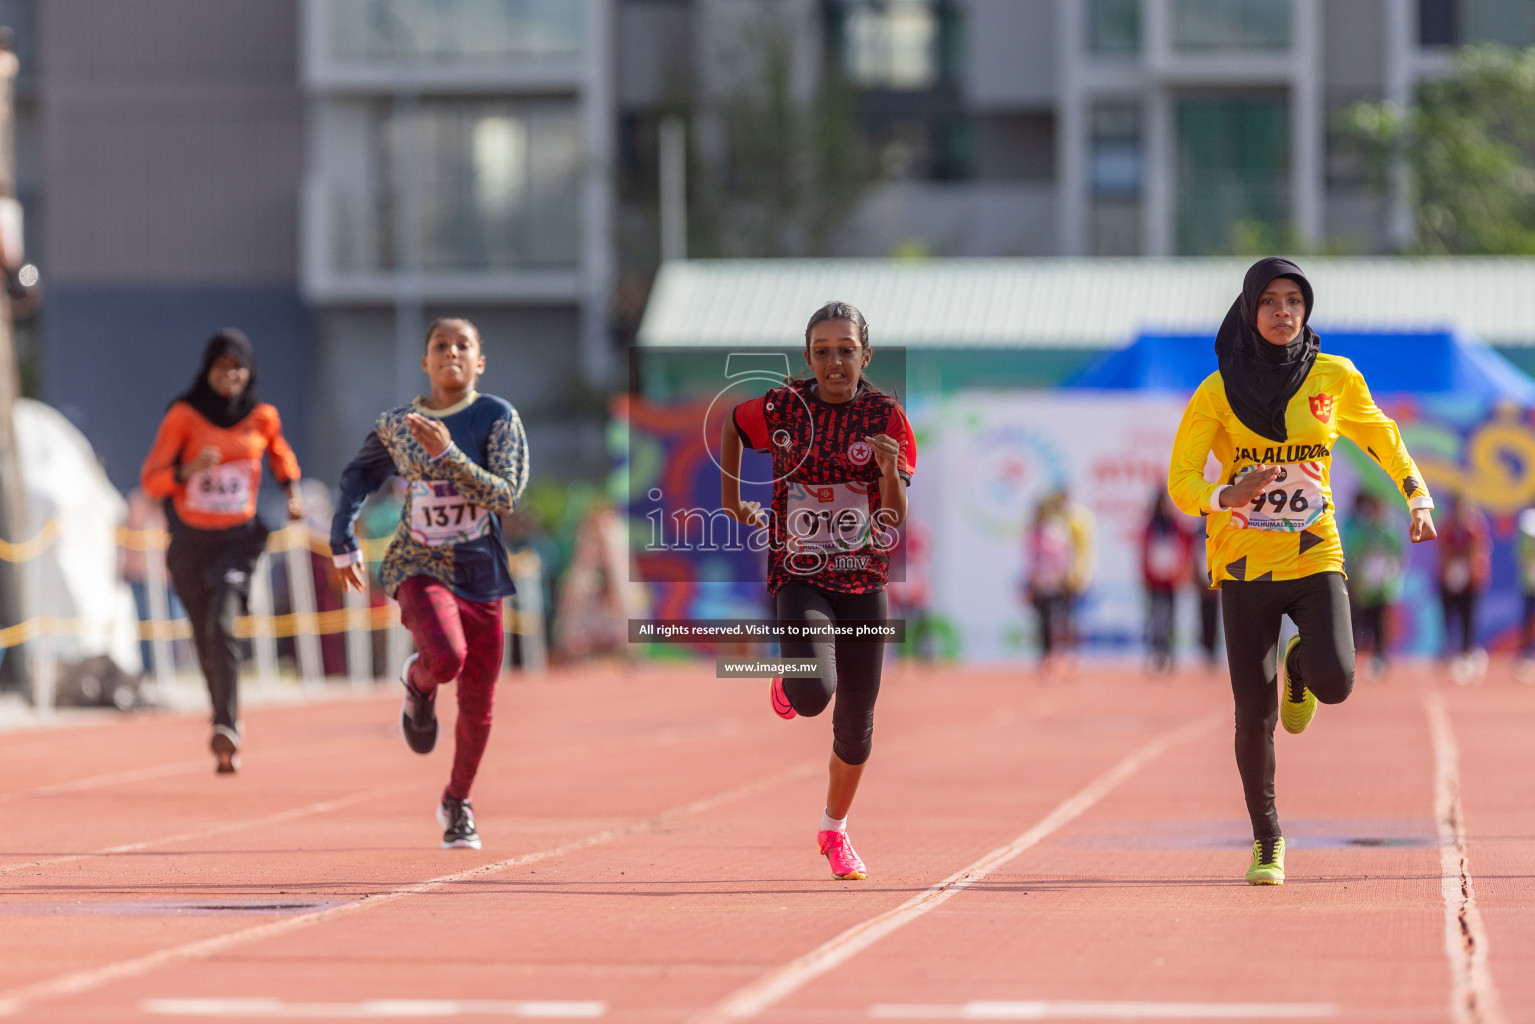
top-left (776, 582), bottom-right (886, 766)
top-left (1440, 590), bottom-right (1478, 655)
top-left (166, 521), bottom-right (267, 737)
top-left (1353, 602), bottom-right (1387, 658)
top-left (1222, 572), bottom-right (1355, 841)
top-left (1033, 592), bottom-right (1073, 657)
top-left (1146, 589), bottom-right (1175, 659)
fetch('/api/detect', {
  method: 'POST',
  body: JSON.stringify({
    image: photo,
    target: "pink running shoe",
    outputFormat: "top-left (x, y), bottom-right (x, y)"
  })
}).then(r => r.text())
top-left (818, 829), bottom-right (867, 880)
top-left (770, 676), bottom-right (797, 719)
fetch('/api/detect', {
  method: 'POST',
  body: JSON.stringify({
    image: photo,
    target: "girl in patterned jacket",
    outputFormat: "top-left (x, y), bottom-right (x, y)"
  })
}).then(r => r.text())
top-left (331, 318), bottom-right (528, 850)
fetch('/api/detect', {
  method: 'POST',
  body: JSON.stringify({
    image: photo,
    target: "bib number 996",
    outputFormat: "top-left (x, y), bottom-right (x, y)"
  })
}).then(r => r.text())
top-left (1252, 489), bottom-right (1310, 514)
top-left (1231, 462), bottom-right (1328, 532)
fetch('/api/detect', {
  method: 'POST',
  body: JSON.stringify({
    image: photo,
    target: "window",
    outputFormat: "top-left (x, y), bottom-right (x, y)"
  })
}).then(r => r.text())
top-left (1091, 104), bottom-right (1142, 198)
top-left (1091, 103), bottom-right (1142, 255)
top-left (1417, 0), bottom-right (1535, 48)
top-left (1175, 96), bottom-right (1289, 254)
top-left (1171, 0), bottom-right (1291, 52)
top-left (1420, 0), bottom-right (1459, 45)
top-left (335, 100), bottom-right (581, 272)
top-left (1088, 0), bottom-right (1140, 55)
top-left (1463, 0), bottom-right (1535, 46)
top-left (972, 114), bottom-right (1054, 182)
top-left (833, 0), bottom-right (955, 91)
top-left (326, 0), bottom-right (584, 63)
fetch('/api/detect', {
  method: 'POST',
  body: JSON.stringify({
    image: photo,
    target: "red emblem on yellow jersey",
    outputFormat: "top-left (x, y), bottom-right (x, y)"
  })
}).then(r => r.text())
top-left (1308, 393), bottom-right (1335, 423)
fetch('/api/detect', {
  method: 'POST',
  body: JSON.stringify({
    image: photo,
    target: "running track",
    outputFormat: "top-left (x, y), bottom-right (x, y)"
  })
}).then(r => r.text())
top-left (0, 662), bottom-right (1529, 1023)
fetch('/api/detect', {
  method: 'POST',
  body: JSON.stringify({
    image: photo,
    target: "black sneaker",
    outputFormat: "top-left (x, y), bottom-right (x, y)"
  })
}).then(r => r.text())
top-left (398, 653), bottom-right (438, 754)
top-left (436, 795), bottom-right (481, 850)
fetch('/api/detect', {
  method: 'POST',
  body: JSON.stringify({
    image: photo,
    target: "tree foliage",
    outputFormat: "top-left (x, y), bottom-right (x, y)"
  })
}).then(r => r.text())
top-left (1346, 45), bottom-right (1535, 254)
top-left (689, 5), bottom-right (875, 258)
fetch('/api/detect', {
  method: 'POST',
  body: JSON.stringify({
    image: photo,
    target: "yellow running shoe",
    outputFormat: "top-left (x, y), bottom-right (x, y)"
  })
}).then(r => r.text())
top-left (1245, 836), bottom-right (1286, 885)
top-left (1279, 635), bottom-right (1317, 734)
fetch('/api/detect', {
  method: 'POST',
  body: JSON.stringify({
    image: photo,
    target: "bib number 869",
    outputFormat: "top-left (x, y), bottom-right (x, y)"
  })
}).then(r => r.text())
top-left (1253, 489), bottom-right (1308, 514)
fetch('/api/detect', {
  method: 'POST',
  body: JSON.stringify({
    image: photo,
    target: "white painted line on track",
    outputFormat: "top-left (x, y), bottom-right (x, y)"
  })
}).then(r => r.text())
top-left (689, 713), bottom-right (1222, 1024)
top-left (1423, 688), bottom-right (1506, 1024)
top-left (0, 759), bottom-right (822, 1019)
top-left (141, 997), bottom-right (605, 1018)
top-left (0, 783), bottom-right (411, 876)
top-left (868, 1000), bottom-right (1337, 1020)
top-left (0, 757), bottom-right (210, 804)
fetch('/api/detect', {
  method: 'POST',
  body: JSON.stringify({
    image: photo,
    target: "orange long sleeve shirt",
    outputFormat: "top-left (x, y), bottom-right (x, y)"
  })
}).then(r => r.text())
top-left (140, 402), bottom-right (301, 531)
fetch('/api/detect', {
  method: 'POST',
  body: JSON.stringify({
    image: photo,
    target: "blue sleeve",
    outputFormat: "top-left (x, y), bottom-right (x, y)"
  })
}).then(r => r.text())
top-left (330, 431), bottom-right (398, 556)
top-left (440, 401), bottom-right (528, 515)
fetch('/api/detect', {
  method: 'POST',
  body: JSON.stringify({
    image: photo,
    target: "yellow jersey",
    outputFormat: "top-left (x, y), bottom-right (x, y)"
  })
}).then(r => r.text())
top-left (1168, 353), bottom-right (1432, 587)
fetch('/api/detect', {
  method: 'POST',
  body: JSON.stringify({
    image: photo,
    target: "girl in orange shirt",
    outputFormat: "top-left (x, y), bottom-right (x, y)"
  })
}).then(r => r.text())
top-left (141, 330), bottom-right (303, 773)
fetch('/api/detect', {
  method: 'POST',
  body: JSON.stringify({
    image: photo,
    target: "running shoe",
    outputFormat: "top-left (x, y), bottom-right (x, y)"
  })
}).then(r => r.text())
top-left (399, 652), bottom-right (438, 755)
top-left (770, 676), bottom-right (796, 719)
top-left (1245, 836), bottom-right (1286, 885)
top-left (818, 829), bottom-right (867, 880)
top-left (210, 727), bottom-right (240, 775)
top-left (1279, 635), bottom-right (1317, 734)
top-left (436, 794), bottom-right (481, 850)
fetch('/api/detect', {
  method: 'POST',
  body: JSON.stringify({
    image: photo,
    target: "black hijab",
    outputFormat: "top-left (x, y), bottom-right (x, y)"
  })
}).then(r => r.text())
top-left (1215, 257), bottom-right (1320, 443)
top-left (175, 329), bottom-right (258, 429)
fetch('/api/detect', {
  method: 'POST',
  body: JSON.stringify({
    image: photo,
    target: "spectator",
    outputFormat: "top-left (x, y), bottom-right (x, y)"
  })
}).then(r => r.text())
top-left (1438, 494), bottom-right (1490, 685)
top-left (1517, 509), bottom-right (1535, 685)
top-left (1342, 491), bottom-right (1403, 680)
top-left (1190, 515), bottom-right (1222, 670)
top-left (1142, 486), bottom-right (1192, 674)
top-left (1025, 488), bottom-right (1094, 674)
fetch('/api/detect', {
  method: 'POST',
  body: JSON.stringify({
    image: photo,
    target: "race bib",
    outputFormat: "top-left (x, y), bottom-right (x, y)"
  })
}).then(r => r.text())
top-left (1444, 557), bottom-right (1472, 594)
top-left (409, 480), bottom-right (491, 547)
top-left (184, 460), bottom-right (255, 515)
top-left (785, 481), bottom-right (876, 555)
top-left (1230, 462), bottom-right (1328, 532)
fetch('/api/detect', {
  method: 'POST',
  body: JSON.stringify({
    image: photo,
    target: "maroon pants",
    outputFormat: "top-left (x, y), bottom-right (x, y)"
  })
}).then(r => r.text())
top-left (396, 576), bottom-right (503, 801)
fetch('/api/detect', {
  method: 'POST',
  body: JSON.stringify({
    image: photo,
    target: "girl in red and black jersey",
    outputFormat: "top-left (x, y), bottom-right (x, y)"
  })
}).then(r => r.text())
top-left (719, 301), bottom-right (916, 880)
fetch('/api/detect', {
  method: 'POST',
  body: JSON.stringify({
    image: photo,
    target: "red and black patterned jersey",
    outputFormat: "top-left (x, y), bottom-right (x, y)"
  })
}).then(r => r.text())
top-left (733, 380), bottom-right (917, 595)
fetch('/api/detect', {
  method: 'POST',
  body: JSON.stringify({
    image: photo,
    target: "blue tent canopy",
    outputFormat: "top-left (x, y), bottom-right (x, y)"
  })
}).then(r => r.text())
top-left (1065, 330), bottom-right (1535, 404)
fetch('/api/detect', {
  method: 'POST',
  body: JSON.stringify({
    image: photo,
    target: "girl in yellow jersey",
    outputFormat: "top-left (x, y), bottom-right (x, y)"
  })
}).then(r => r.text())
top-left (1168, 257), bottom-right (1437, 885)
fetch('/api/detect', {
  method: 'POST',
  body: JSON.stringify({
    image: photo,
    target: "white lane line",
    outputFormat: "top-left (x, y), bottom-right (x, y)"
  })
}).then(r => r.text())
top-left (141, 997), bottom-right (604, 1018)
top-left (868, 1000), bottom-right (1337, 1020)
top-left (1423, 688), bottom-right (1506, 1024)
top-left (0, 759), bottom-right (822, 1019)
top-left (0, 758), bottom-right (210, 804)
top-left (689, 714), bottom-right (1221, 1024)
top-left (0, 783), bottom-right (411, 876)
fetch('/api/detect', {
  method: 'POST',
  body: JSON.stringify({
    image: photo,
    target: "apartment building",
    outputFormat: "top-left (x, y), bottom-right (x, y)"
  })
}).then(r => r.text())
top-left (9, 0), bottom-right (1535, 488)
top-left (615, 0), bottom-right (1535, 265)
top-left (299, 0), bottom-right (614, 482)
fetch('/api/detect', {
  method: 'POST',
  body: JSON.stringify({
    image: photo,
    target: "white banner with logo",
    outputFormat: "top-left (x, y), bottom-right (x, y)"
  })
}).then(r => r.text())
top-left (914, 391), bottom-right (1198, 663)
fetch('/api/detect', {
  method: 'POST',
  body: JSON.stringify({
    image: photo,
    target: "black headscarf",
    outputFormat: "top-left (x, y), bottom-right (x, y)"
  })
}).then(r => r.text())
top-left (1215, 257), bottom-right (1320, 443)
top-left (175, 329), bottom-right (258, 429)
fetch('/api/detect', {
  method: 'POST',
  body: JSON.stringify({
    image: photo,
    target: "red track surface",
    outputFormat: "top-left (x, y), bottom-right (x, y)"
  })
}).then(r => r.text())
top-left (0, 661), bottom-right (1529, 1023)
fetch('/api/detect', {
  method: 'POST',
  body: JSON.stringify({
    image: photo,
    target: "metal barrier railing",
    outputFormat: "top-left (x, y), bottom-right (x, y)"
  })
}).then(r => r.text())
top-left (1, 521), bottom-right (548, 716)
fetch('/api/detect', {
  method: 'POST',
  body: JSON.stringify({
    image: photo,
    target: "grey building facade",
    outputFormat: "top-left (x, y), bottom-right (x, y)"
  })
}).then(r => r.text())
top-left (615, 0), bottom-right (1535, 266)
top-left (20, 0), bottom-right (616, 493)
top-left (7, 0), bottom-right (1535, 491)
